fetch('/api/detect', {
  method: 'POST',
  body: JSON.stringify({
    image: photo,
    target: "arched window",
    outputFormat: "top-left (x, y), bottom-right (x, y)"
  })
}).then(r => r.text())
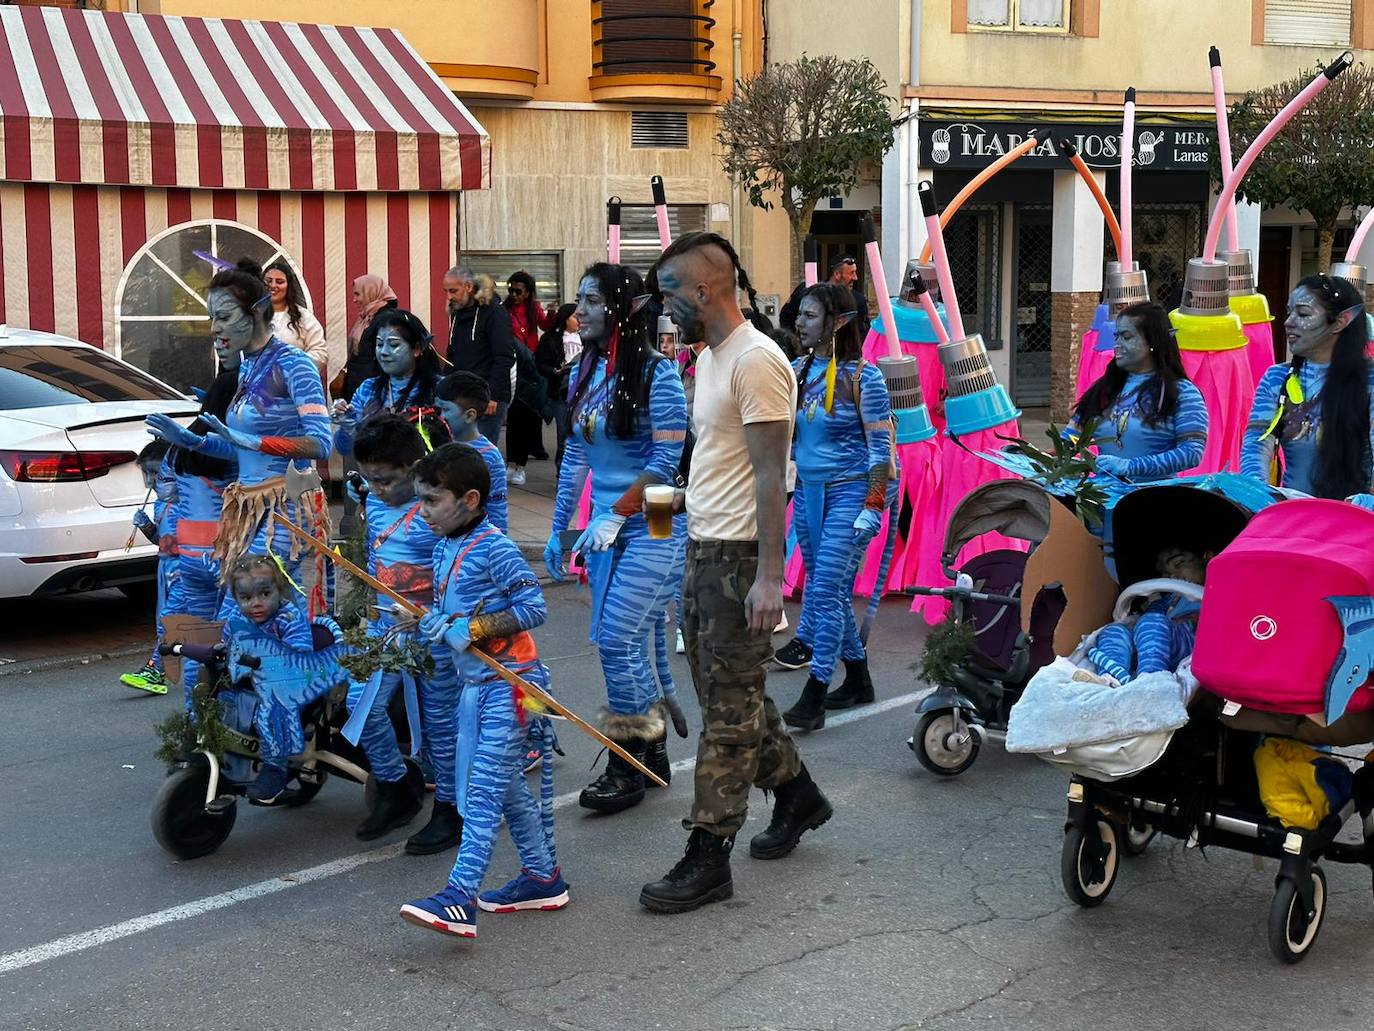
top-left (115, 220), bottom-right (308, 393)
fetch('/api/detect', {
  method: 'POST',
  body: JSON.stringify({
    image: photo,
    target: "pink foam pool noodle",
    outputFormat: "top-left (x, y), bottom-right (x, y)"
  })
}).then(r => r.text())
top-left (1346, 206), bottom-right (1374, 263)
top-left (1120, 87), bottom-right (1135, 269)
top-left (918, 182), bottom-right (965, 340)
top-left (1210, 47), bottom-right (1241, 253)
top-left (804, 235), bottom-right (818, 288)
top-left (651, 176), bottom-right (671, 250)
top-left (607, 196), bottom-right (621, 263)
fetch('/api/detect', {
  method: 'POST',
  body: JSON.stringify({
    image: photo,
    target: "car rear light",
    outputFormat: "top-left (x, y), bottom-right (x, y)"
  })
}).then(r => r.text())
top-left (0, 449), bottom-right (137, 482)
top-left (20, 552), bottom-right (101, 564)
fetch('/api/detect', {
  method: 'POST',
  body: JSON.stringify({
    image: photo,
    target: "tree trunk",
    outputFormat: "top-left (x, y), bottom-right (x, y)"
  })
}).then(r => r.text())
top-left (1318, 221), bottom-right (1336, 273)
top-left (784, 196), bottom-right (819, 287)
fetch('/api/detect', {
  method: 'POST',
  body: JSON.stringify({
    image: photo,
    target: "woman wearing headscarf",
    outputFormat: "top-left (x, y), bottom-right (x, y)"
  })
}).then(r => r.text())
top-left (335, 274), bottom-right (398, 402)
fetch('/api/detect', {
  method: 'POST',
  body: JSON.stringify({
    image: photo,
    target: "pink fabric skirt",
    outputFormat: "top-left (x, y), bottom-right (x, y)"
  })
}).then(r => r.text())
top-left (1075, 330), bottom-right (1114, 401)
top-left (910, 420), bottom-right (1029, 624)
top-left (1242, 322), bottom-right (1277, 387)
top-left (1180, 348), bottom-right (1255, 474)
top-left (853, 437), bottom-right (942, 597)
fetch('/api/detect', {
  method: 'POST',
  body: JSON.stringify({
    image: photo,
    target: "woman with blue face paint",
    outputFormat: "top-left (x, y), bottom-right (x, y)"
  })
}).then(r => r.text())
top-left (1069, 301), bottom-right (1209, 483)
top-left (544, 263), bottom-right (689, 814)
top-left (781, 283), bottom-right (894, 732)
top-left (146, 260), bottom-right (334, 611)
top-left (1242, 274), bottom-right (1374, 499)
top-left (332, 308), bottom-right (447, 457)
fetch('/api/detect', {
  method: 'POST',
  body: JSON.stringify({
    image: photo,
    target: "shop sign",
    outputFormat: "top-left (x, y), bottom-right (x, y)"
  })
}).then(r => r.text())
top-left (920, 119), bottom-right (1213, 171)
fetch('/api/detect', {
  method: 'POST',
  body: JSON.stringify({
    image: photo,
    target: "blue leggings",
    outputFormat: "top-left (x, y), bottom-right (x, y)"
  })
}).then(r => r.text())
top-left (148, 555), bottom-right (179, 673)
top-left (590, 525), bottom-right (686, 717)
top-left (447, 675), bottom-right (557, 896)
top-left (164, 552), bottom-right (222, 711)
top-left (793, 480), bottom-right (867, 684)
top-left (420, 651), bottom-right (461, 804)
top-left (1089, 612), bottom-right (1195, 684)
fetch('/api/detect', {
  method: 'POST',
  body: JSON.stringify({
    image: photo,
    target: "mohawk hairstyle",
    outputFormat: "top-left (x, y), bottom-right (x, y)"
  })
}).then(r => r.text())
top-left (649, 230), bottom-right (759, 315)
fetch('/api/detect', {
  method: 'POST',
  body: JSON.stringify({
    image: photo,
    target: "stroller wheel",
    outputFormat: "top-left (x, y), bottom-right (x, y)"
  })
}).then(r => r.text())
top-left (1061, 820), bottom-right (1119, 907)
top-left (1268, 866), bottom-right (1327, 964)
top-left (912, 709), bottom-right (980, 776)
top-left (1119, 819), bottom-right (1156, 857)
top-left (280, 767), bottom-right (327, 808)
top-left (151, 755), bottom-right (237, 860)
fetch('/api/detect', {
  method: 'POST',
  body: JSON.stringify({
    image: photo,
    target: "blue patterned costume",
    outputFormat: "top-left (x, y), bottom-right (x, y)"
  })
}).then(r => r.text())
top-left (1067, 374), bottom-right (1209, 481)
top-left (552, 354), bottom-right (688, 733)
top-left (432, 518), bottom-right (558, 898)
top-left (333, 372), bottom-right (440, 457)
top-left (1241, 361), bottom-right (1374, 496)
top-left (221, 599), bottom-right (347, 765)
top-left (166, 464), bottom-right (234, 706)
top-left (341, 497), bottom-right (455, 791)
top-left (197, 338), bottom-right (332, 592)
top-left (468, 434), bottom-right (509, 533)
top-left (147, 454), bottom-right (179, 675)
top-left (1088, 594), bottom-right (1198, 683)
top-left (791, 358), bottom-right (893, 685)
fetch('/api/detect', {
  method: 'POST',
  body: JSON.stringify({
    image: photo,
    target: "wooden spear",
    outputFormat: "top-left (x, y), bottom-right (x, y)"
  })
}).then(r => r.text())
top-left (271, 514), bottom-right (668, 787)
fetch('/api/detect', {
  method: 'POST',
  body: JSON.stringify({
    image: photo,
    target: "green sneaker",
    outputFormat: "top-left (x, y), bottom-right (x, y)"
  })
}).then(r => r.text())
top-left (120, 664), bottom-right (167, 695)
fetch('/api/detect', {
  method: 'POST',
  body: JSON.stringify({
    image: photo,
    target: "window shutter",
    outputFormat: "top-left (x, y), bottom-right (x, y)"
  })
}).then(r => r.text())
top-left (967, 0), bottom-right (1011, 26)
top-left (619, 204), bottom-right (708, 277)
top-left (460, 252), bottom-right (565, 307)
top-left (1264, 0), bottom-right (1351, 46)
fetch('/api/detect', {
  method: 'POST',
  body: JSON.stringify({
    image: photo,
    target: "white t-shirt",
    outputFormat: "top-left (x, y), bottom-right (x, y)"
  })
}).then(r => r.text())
top-left (686, 321), bottom-right (796, 541)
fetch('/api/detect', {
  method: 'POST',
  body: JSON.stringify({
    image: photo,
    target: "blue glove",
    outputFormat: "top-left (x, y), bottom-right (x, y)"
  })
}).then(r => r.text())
top-left (1346, 493), bottom-right (1374, 512)
top-left (346, 476), bottom-right (367, 505)
top-left (853, 507), bottom-right (883, 540)
top-left (199, 413), bottom-right (262, 453)
top-left (132, 509), bottom-right (154, 531)
top-left (1094, 454), bottom-right (1131, 478)
top-left (442, 617), bottom-right (473, 653)
top-left (419, 611), bottom-right (450, 644)
top-left (145, 413), bottom-right (204, 450)
top-left (573, 513), bottom-right (627, 553)
top-left (189, 386), bottom-right (208, 402)
top-left (544, 532), bottom-right (567, 582)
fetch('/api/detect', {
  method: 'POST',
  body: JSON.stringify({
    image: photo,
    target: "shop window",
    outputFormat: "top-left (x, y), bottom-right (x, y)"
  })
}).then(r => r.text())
top-left (461, 252), bottom-right (565, 308)
top-left (1263, 0), bottom-right (1352, 46)
top-left (966, 0), bottom-right (1070, 32)
top-left (1102, 204), bottom-right (1205, 311)
top-left (115, 220), bottom-right (305, 393)
top-left (943, 203), bottom-right (1004, 352)
top-left (618, 203), bottom-right (708, 278)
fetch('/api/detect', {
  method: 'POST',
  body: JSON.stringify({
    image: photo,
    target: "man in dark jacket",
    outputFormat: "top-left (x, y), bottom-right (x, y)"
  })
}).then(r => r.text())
top-left (778, 253), bottom-right (870, 338)
top-left (444, 266), bottom-right (517, 445)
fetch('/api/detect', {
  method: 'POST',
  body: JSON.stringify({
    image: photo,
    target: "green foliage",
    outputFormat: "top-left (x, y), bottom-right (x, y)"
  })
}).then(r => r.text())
top-left (716, 55), bottom-right (896, 275)
top-left (338, 623), bottom-right (434, 684)
top-left (917, 618), bottom-right (977, 687)
top-left (1220, 62), bottom-right (1374, 267)
top-left (153, 676), bottom-right (238, 766)
top-left (334, 517), bottom-right (371, 631)
top-left (1005, 420), bottom-right (1108, 529)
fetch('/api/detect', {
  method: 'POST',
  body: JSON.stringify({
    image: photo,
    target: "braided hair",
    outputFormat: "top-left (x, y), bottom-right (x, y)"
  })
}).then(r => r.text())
top-left (569, 263), bottom-right (659, 440)
top-left (649, 230), bottom-right (759, 315)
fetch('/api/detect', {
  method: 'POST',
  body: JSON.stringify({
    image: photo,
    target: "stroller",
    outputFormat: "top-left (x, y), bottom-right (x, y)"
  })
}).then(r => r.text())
top-left (1050, 483), bottom-right (1374, 963)
top-left (907, 480), bottom-right (1069, 776)
top-left (151, 621), bottom-right (422, 860)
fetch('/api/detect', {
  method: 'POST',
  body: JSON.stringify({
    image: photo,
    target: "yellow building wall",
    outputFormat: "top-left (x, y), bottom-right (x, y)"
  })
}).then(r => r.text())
top-left (919, 0), bottom-right (1364, 99)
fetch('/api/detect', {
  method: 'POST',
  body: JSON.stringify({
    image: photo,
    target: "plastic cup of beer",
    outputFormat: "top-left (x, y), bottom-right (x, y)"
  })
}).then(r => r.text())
top-left (644, 484), bottom-right (677, 539)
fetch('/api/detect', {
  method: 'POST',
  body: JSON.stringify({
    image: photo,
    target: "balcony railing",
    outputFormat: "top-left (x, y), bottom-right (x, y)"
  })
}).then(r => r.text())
top-left (592, 0), bottom-right (716, 77)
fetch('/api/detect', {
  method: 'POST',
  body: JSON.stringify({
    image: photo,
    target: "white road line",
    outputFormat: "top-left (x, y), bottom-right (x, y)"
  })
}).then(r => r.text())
top-left (0, 688), bottom-right (926, 976)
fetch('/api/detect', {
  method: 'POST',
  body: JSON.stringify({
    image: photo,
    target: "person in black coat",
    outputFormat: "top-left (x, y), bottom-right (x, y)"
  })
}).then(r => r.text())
top-left (443, 267), bottom-right (517, 446)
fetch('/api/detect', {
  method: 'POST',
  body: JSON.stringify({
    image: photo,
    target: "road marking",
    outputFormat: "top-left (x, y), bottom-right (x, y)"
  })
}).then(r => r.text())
top-left (0, 688), bottom-right (925, 976)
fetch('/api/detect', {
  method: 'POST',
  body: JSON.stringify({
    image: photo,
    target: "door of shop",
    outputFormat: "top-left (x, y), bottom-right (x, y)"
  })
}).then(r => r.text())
top-left (1012, 205), bottom-right (1053, 406)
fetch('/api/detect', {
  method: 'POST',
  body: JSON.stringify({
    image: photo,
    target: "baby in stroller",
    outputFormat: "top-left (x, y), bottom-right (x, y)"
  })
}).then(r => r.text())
top-left (1076, 547), bottom-right (1207, 687)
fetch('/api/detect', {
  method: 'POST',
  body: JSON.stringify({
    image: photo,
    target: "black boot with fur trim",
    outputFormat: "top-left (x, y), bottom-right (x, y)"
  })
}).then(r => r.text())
top-left (644, 702), bottom-right (671, 787)
top-left (578, 707), bottom-right (665, 814)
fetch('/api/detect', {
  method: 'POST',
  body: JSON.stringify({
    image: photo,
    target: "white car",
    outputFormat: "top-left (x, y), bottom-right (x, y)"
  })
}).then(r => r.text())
top-left (0, 326), bottom-right (200, 599)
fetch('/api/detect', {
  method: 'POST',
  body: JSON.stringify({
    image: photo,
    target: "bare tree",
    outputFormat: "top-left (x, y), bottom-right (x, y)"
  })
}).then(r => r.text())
top-left (716, 55), bottom-right (895, 282)
top-left (1225, 62), bottom-right (1374, 271)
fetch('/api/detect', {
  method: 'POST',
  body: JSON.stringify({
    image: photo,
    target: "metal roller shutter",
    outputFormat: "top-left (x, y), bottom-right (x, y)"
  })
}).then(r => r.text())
top-left (1264, 0), bottom-right (1351, 46)
top-left (460, 251), bottom-right (565, 307)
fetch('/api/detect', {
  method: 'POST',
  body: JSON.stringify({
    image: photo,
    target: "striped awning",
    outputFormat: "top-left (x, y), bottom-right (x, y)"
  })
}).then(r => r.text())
top-left (0, 7), bottom-right (490, 193)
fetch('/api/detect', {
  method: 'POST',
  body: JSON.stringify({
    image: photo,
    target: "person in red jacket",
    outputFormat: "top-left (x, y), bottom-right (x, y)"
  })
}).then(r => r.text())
top-left (504, 271), bottom-right (557, 484)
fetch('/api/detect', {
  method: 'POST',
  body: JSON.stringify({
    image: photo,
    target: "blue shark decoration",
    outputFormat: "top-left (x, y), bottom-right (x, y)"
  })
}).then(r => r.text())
top-left (1324, 596), bottom-right (1374, 724)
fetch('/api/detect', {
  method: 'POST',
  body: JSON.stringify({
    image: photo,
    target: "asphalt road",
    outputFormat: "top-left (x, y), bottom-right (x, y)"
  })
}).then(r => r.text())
top-left (3, 586), bottom-right (1373, 1031)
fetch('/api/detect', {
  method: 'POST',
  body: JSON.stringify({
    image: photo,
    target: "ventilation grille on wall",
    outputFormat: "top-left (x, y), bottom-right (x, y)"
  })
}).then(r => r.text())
top-left (631, 111), bottom-right (690, 149)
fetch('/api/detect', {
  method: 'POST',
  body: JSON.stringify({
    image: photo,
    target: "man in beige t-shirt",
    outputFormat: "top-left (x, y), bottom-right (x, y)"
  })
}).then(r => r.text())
top-left (639, 232), bottom-right (833, 916)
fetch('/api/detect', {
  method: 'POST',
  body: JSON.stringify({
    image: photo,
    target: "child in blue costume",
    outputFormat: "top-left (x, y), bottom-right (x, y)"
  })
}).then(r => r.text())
top-left (146, 261), bottom-right (333, 607)
top-left (343, 413), bottom-right (463, 853)
top-left (162, 365), bottom-right (240, 706)
top-left (1242, 275), bottom-right (1374, 499)
top-left (1084, 547), bottom-right (1205, 684)
top-left (435, 371), bottom-right (509, 533)
top-left (221, 553), bottom-right (346, 804)
top-left (120, 439), bottom-right (177, 694)
top-left (401, 443), bottom-right (566, 941)
top-left (781, 283), bottom-right (894, 732)
top-left (542, 263), bottom-right (688, 815)
top-left (332, 308), bottom-right (446, 457)
top-left (1067, 302), bottom-right (1209, 483)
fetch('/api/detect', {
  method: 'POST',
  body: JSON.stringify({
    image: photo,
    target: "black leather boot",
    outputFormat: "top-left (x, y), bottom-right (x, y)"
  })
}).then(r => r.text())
top-left (783, 676), bottom-right (828, 732)
top-left (639, 829), bottom-right (734, 913)
top-left (356, 774), bottom-right (423, 841)
top-left (645, 732), bottom-right (671, 787)
top-left (579, 742), bottom-right (647, 813)
top-left (825, 658), bottom-right (876, 710)
top-left (749, 764), bottom-right (834, 859)
top-left (404, 800), bottom-right (463, 855)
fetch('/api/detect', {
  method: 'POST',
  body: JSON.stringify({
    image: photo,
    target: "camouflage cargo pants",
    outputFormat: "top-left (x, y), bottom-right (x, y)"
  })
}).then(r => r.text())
top-left (681, 539), bottom-right (802, 838)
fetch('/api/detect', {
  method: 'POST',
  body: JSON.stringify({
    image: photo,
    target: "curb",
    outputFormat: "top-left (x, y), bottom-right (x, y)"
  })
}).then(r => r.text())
top-left (0, 641), bottom-right (148, 678)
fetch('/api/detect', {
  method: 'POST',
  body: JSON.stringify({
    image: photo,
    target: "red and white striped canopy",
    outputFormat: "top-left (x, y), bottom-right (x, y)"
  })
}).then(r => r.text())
top-left (0, 6), bottom-right (490, 193)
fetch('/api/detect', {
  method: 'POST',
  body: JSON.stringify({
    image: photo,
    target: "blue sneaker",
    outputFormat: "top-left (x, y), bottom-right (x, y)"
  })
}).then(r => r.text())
top-left (400, 887), bottom-right (478, 938)
top-left (478, 868), bottom-right (570, 913)
top-left (247, 764), bottom-right (291, 806)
